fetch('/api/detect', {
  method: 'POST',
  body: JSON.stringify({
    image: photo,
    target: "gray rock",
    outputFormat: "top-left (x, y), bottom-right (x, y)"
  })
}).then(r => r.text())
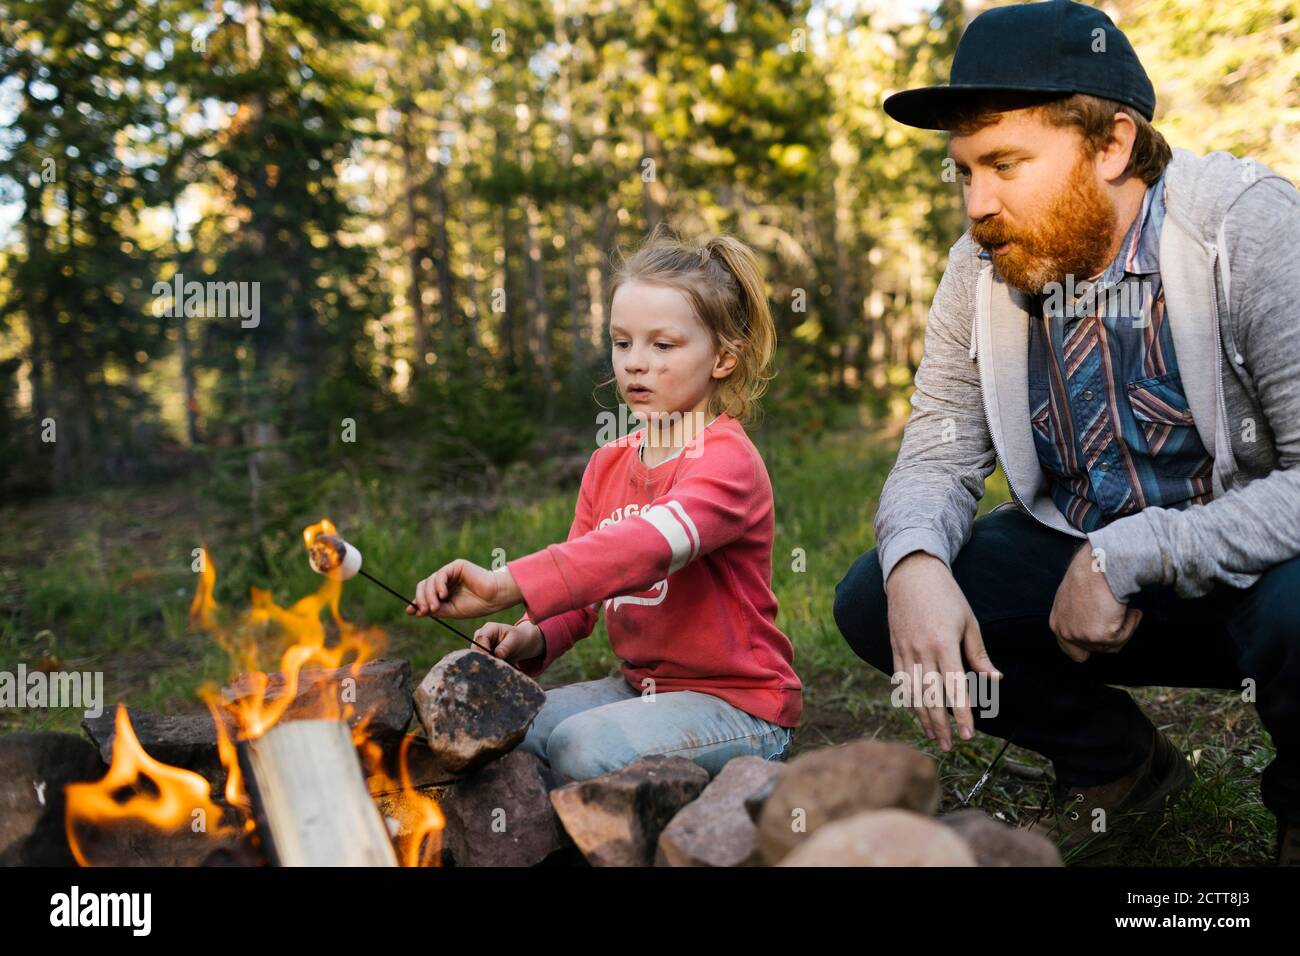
top-left (758, 739), bottom-right (940, 864)
top-left (657, 756), bottom-right (784, 867)
top-left (939, 808), bottom-right (1063, 866)
top-left (551, 755), bottom-right (709, 866)
top-left (413, 650), bottom-right (545, 773)
top-left (439, 749), bottom-right (568, 866)
top-left (0, 732), bottom-right (106, 865)
top-left (778, 809), bottom-right (978, 867)
top-left (82, 707), bottom-right (229, 791)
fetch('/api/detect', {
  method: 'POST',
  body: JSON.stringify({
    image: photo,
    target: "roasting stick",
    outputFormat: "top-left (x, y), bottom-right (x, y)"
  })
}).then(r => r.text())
top-left (306, 529), bottom-right (497, 656)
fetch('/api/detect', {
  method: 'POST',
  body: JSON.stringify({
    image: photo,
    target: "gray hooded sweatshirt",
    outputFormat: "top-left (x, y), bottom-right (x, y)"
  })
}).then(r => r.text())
top-left (874, 148), bottom-right (1300, 602)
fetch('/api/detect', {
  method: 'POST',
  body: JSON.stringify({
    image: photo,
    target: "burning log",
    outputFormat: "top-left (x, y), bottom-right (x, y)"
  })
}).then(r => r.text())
top-left (237, 718), bottom-right (398, 867)
top-left (221, 657), bottom-right (413, 749)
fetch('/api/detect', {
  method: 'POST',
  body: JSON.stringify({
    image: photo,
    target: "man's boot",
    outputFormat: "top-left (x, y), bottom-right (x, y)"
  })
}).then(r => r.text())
top-left (1024, 726), bottom-right (1193, 862)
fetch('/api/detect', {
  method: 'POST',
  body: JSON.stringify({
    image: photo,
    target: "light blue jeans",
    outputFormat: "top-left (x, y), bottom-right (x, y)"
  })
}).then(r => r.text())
top-left (518, 675), bottom-right (795, 781)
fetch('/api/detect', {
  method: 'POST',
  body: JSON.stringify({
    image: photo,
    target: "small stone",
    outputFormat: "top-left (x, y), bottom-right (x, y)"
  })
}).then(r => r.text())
top-left (938, 809), bottom-right (1063, 866)
top-left (657, 756), bottom-right (784, 867)
top-left (413, 650), bottom-right (545, 773)
top-left (758, 739), bottom-right (939, 864)
top-left (778, 809), bottom-right (977, 867)
top-left (551, 755), bottom-right (709, 866)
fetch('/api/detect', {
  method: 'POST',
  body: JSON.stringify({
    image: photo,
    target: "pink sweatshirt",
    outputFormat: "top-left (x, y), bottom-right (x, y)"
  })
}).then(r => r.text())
top-left (505, 413), bottom-right (802, 727)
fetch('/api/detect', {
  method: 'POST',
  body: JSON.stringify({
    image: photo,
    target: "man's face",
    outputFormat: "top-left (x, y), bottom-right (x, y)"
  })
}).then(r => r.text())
top-left (949, 108), bottom-right (1117, 294)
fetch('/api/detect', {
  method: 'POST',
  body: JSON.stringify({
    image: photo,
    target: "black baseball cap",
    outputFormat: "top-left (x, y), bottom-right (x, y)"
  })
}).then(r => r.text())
top-left (883, 0), bottom-right (1156, 130)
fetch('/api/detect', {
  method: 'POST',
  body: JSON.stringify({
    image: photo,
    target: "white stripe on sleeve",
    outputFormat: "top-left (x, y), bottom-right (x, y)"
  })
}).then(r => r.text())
top-left (664, 499), bottom-right (700, 562)
top-left (639, 503), bottom-right (695, 573)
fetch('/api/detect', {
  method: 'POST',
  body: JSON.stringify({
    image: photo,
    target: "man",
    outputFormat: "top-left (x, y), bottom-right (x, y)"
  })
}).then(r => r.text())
top-left (833, 0), bottom-right (1300, 864)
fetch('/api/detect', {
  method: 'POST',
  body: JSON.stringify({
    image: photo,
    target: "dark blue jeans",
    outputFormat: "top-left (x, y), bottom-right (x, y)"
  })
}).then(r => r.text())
top-left (834, 505), bottom-right (1300, 824)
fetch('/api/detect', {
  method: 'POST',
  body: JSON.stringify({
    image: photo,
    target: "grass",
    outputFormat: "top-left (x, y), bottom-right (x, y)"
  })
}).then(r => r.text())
top-left (0, 404), bottom-right (1277, 865)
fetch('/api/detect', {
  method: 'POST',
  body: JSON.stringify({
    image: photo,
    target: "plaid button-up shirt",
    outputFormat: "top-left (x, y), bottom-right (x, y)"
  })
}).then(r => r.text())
top-left (980, 173), bottom-right (1214, 532)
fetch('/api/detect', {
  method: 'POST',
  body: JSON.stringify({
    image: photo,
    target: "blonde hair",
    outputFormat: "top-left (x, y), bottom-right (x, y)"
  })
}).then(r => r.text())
top-left (604, 226), bottom-right (777, 424)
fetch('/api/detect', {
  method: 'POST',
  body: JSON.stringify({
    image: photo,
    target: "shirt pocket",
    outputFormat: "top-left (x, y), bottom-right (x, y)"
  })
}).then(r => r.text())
top-left (1124, 371), bottom-right (1203, 472)
top-left (1029, 383), bottom-right (1052, 442)
top-left (1028, 382), bottom-right (1064, 475)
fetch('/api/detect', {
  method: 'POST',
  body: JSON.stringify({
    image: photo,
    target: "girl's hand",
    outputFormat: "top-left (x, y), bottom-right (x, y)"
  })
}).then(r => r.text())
top-left (472, 620), bottom-right (545, 664)
top-left (408, 560), bottom-right (523, 619)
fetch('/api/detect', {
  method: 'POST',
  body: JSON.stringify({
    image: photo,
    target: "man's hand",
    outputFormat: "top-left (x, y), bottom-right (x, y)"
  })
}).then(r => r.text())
top-left (1049, 543), bottom-right (1143, 662)
top-left (409, 560), bottom-right (523, 619)
top-left (885, 552), bottom-right (1002, 752)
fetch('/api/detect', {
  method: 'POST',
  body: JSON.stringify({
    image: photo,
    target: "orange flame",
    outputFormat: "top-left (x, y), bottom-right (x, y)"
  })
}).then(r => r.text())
top-left (66, 518), bottom-right (443, 866)
top-left (364, 734), bottom-right (446, 867)
top-left (188, 546), bottom-right (217, 629)
top-left (64, 705), bottom-right (234, 866)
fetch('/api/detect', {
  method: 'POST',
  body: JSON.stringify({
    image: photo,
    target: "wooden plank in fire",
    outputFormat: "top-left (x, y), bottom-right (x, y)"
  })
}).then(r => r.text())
top-left (238, 719), bottom-right (398, 867)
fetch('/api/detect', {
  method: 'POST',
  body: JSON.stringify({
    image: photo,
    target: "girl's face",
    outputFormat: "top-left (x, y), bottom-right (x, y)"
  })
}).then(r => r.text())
top-left (609, 281), bottom-right (737, 422)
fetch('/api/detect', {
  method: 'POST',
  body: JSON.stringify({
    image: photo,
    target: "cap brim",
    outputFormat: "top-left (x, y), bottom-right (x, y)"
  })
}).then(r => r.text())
top-left (883, 83), bottom-right (1079, 130)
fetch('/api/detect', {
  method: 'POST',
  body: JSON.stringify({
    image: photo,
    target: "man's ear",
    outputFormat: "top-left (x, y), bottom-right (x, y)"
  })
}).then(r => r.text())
top-left (1096, 112), bottom-right (1137, 182)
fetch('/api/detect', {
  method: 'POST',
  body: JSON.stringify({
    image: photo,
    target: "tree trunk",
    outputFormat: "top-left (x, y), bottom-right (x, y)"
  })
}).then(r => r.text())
top-left (428, 141), bottom-right (456, 349)
top-left (399, 103), bottom-right (428, 372)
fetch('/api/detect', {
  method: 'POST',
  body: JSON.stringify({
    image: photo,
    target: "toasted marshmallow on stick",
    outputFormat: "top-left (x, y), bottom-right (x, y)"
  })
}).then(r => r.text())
top-left (303, 519), bottom-right (363, 581)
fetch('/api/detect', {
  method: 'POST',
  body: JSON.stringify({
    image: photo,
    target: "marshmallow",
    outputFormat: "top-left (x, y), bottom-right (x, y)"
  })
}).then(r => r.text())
top-left (308, 533), bottom-right (363, 581)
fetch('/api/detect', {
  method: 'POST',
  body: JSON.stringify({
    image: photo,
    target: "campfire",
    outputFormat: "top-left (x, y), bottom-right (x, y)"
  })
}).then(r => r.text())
top-left (63, 519), bottom-right (445, 867)
top-left (8, 521), bottom-right (1064, 870)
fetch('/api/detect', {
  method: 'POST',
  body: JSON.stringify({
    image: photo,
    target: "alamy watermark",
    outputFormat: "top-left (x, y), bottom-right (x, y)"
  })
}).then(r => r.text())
top-left (890, 665), bottom-right (1000, 719)
top-left (1041, 274), bottom-right (1157, 326)
top-left (595, 405), bottom-right (709, 459)
top-left (152, 271), bottom-right (260, 328)
top-left (0, 665), bottom-right (103, 718)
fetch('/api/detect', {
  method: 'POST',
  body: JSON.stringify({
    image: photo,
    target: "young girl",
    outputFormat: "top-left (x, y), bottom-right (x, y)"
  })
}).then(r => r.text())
top-left (407, 232), bottom-right (802, 781)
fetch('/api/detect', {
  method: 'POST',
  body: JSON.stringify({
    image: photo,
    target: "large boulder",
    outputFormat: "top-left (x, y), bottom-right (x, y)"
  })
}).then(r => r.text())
top-left (778, 809), bottom-right (978, 867)
top-left (758, 739), bottom-right (939, 864)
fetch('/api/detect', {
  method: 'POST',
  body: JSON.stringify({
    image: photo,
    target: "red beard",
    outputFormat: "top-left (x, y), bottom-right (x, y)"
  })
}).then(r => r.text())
top-left (971, 151), bottom-right (1118, 295)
